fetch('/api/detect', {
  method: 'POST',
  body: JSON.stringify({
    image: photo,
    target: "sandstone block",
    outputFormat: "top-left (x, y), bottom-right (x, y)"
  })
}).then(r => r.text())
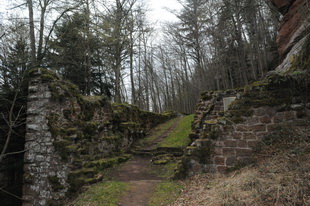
top-left (237, 140), bottom-right (248, 148)
top-left (224, 140), bottom-right (237, 147)
top-left (226, 156), bottom-right (238, 166)
top-left (248, 124), bottom-right (267, 132)
top-left (247, 140), bottom-right (260, 148)
top-left (259, 116), bottom-right (272, 124)
top-left (214, 156), bottom-right (225, 165)
top-left (246, 117), bottom-right (259, 125)
top-left (267, 124), bottom-right (281, 132)
top-left (213, 141), bottom-right (224, 147)
top-left (222, 148), bottom-right (236, 156)
top-left (236, 148), bottom-right (252, 156)
top-left (243, 132), bottom-right (257, 140)
top-left (213, 147), bottom-right (223, 155)
top-left (236, 125), bottom-right (249, 132)
top-left (232, 132), bottom-right (243, 139)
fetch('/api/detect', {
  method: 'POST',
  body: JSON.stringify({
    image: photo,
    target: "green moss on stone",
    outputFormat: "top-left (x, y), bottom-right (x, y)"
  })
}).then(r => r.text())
top-left (54, 140), bottom-right (78, 159)
top-left (201, 91), bottom-right (214, 101)
top-left (153, 159), bottom-right (169, 165)
top-left (82, 121), bottom-right (99, 139)
top-left (48, 176), bottom-right (65, 191)
top-left (290, 35), bottom-right (310, 71)
top-left (47, 113), bottom-right (61, 137)
top-left (86, 155), bottom-right (131, 170)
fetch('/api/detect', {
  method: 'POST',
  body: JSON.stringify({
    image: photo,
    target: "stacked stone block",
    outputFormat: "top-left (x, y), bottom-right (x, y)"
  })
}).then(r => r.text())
top-left (186, 87), bottom-right (309, 175)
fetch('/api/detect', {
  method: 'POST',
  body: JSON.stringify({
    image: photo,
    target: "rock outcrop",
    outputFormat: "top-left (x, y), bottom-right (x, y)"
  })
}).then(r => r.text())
top-left (271, 0), bottom-right (310, 72)
top-left (271, 0), bottom-right (310, 59)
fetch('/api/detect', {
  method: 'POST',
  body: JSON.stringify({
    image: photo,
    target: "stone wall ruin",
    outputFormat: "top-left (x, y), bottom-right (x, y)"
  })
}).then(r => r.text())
top-left (22, 68), bottom-right (174, 206)
top-left (184, 74), bottom-right (310, 175)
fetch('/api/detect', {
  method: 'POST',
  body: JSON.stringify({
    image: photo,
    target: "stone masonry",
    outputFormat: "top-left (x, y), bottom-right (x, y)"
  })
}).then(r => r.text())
top-left (23, 69), bottom-right (69, 206)
top-left (185, 81), bottom-right (310, 175)
top-left (22, 68), bottom-right (174, 206)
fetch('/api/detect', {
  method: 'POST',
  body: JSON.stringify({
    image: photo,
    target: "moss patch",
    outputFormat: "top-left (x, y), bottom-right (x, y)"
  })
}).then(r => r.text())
top-left (85, 155), bottom-right (132, 170)
top-left (148, 180), bottom-right (183, 206)
top-left (48, 176), bottom-right (65, 191)
top-left (70, 181), bottom-right (128, 206)
top-left (290, 34), bottom-right (310, 71)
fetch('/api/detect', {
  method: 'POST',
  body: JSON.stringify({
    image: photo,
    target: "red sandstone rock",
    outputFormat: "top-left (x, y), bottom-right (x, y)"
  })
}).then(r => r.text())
top-left (237, 140), bottom-right (248, 148)
top-left (224, 140), bottom-right (237, 147)
top-left (236, 148), bottom-right (253, 156)
top-left (222, 148), bottom-right (236, 156)
top-left (214, 156), bottom-right (225, 165)
top-left (274, 0), bottom-right (310, 58)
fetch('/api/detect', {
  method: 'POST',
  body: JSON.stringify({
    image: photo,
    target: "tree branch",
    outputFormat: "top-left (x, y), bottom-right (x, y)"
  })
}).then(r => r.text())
top-left (0, 187), bottom-right (24, 200)
top-left (0, 33), bottom-right (5, 39)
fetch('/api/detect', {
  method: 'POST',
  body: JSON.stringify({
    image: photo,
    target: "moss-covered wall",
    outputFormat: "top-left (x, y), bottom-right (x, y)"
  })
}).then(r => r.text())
top-left (23, 68), bottom-right (174, 206)
top-left (184, 71), bottom-right (310, 175)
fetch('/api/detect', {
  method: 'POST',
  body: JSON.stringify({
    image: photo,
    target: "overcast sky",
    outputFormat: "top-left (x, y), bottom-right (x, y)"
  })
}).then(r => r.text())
top-left (0, 0), bottom-right (181, 35)
top-left (149, 0), bottom-right (181, 23)
top-left (0, 0), bottom-right (181, 21)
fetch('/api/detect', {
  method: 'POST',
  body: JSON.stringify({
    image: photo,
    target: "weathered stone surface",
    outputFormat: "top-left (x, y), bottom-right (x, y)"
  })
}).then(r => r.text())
top-left (236, 148), bottom-right (253, 157)
top-left (226, 156), bottom-right (238, 166)
top-left (222, 148), bottom-right (236, 156)
top-left (275, 33), bottom-right (310, 71)
top-left (272, 0), bottom-right (310, 60)
top-left (214, 156), bottom-right (225, 165)
top-left (224, 140), bottom-right (237, 147)
top-left (237, 140), bottom-right (248, 148)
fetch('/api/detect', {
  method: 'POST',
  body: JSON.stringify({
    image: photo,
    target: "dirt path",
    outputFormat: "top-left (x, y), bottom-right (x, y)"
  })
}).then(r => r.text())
top-left (111, 157), bottom-right (162, 206)
top-left (109, 117), bottom-right (182, 206)
top-left (142, 116), bottom-right (182, 151)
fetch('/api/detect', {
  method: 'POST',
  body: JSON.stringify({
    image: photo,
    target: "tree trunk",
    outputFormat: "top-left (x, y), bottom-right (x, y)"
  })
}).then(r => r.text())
top-left (27, 0), bottom-right (36, 67)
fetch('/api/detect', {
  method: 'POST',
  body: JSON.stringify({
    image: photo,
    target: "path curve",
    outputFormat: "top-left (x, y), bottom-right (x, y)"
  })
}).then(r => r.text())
top-left (111, 117), bottom-right (183, 206)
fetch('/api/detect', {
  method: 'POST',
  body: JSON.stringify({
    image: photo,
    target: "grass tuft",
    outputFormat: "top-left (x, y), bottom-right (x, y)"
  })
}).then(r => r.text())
top-left (137, 117), bottom-right (180, 146)
top-left (148, 181), bottom-right (183, 206)
top-left (159, 114), bottom-right (194, 148)
top-left (70, 181), bottom-right (128, 206)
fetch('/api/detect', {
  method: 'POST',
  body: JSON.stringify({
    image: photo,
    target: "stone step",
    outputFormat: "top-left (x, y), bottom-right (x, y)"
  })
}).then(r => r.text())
top-left (130, 149), bottom-right (154, 156)
top-left (156, 147), bottom-right (184, 157)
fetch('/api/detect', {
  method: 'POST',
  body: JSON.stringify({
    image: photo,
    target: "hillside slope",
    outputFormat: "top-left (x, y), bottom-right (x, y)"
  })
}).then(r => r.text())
top-left (171, 122), bottom-right (310, 205)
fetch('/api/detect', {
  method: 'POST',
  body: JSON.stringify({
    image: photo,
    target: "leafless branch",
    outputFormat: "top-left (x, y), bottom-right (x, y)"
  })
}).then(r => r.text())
top-left (0, 187), bottom-right (24, 200)
top-left (0, 33), bottom-right (5, 39)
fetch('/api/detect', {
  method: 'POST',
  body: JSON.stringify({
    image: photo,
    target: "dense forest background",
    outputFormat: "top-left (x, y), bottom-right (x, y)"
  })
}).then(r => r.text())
top-left (0, 0), bottom-right (280, 114)
top-left (0, 1), bottom-right (281, 204)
